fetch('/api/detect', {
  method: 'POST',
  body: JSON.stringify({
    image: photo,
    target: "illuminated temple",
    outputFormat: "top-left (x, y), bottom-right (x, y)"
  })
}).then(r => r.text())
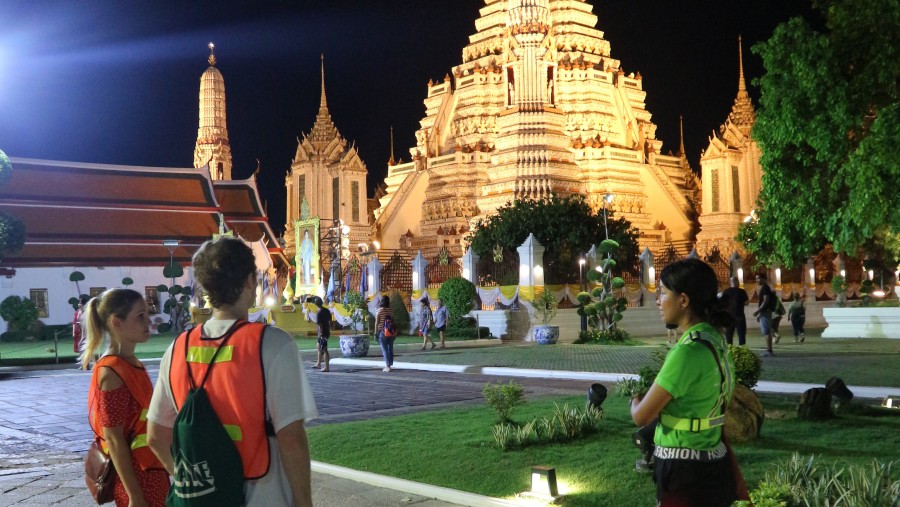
top-left (372, 0), bottom-right (703, 257)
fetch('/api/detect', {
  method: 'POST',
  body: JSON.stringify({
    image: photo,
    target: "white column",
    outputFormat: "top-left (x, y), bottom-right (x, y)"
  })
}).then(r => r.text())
top-left (367, 256), bottom-right (383, 299)
top-left (412, 250), bottom-right (428, 291)
top-left (517, 233), bottom-right (545, 288)
top-left (461, 247), bottom-right (479, 285)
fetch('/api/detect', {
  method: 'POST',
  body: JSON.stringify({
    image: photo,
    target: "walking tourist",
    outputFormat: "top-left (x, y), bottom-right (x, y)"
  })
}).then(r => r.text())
top-left (147, 236), bottom-right (317, 506)
top-left (787, 292), bottom-right (806, 343)
top-left (314, 297), bottom-right (332, 371)
top-left (82, 289), bottom-right (168, 507)
top-left (631, 258), bottom-right (744, 506)
top-left (374, 295), bottom-right (396, 371)
top-left (719, 276), bottom-right (749, 346)
top-left (73, 299), bottom-right (85, 353)
top-left (420, 298), bottom-right (436, 350)
top-left (434, 298), bottom-right (449, 349)
top-left (752, 273), bottom-right (776, 356)
top-left (771, 294), bottom-right (786, 343)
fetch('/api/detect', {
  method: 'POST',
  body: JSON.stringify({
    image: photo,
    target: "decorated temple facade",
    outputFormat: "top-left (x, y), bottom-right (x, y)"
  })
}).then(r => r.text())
top-left (193, 43), bottom-right (233, 181)
top-left (695, 37), bottom-right (763, 258)
top-left (283, 56), bottom-right (369, 265)
top-left (373, 0), bottom-right (700, 258)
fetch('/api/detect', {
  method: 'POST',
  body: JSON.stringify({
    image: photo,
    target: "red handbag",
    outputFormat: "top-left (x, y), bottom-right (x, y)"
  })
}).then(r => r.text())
top-left (84, 437), bottom-right (117, 504)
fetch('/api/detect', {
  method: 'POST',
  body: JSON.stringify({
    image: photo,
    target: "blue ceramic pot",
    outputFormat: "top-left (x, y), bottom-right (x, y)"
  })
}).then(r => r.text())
top-left (534, 325), bottom-right (559, 345)
top-left (340, 334), bottom-right (370, 358)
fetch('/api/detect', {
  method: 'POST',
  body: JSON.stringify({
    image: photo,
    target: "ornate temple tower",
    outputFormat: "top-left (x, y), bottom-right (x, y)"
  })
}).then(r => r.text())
top-left (374, 0), bottom-right (700, 257)
top-left (193, 43), bottom-right (233, 181)
top-left (695, 37), bottom-right (763, 257)
top-left (283, 56), bottom-right (369, 259)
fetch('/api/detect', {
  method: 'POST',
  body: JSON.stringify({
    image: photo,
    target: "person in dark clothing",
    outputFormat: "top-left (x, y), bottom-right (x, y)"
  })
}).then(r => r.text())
top-left (313, 298), bottom-right (332, 372)
top-left (719, 277), bottom-right (749, 346)
top-left (752, 273), bottom-right (775, 356)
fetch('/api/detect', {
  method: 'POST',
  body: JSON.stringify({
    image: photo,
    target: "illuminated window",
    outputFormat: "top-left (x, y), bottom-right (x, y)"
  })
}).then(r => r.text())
top-left (352, 181), bottom-right (360, 223)
top-left (30, 289), bottom-right (48, 318)
top-left (711, 169), bottom-right (720, 213)
top-left (732, 165), bottom-right (741, 212)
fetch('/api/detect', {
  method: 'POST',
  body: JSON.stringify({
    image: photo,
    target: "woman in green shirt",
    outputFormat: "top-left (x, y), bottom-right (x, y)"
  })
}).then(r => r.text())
top-left (631, 258), bottom-right (739, 506)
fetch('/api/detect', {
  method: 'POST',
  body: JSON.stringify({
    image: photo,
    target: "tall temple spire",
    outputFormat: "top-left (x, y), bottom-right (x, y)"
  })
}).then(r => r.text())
top-left (678, 114), bottom-right (686, 156)
top-left (194, 42), bottom-right (233, 180)
top-left (388, 126), bottom-right (396, 166)
top-left (318, 53), bottom-right (328, 117)
top-left (727, 35), bottom-right (756, 132)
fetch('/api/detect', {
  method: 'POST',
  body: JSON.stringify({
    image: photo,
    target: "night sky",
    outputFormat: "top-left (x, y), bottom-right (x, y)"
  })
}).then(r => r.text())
top-left (0, 0), bottom-right (818, 235)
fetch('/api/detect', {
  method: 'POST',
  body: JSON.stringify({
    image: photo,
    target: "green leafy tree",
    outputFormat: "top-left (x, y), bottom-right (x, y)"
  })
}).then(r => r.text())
top-left (0, 296), bottom-right (39, 332)
top-left (437, 277), bottom-right (477, 326)
top-left (157, 262), bottom-right (188, 333)
top-left (580, 239), bottom-right (628, 332)
top-left (0, 149), bottom-right (12, 185)
top-left (0, 210), bottom-right (25, 262)
top-left (468, 195), bottom-right (640, 282)
top-left (743, 0), bottom-right (900, 267)
top-left (68, 271), bottom-right (86, 300)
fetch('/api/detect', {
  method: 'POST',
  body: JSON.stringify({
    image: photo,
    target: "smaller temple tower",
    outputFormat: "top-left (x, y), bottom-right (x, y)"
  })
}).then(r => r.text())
top-left (283, 55), bottom-right (369, 259)
top-left (194, 43), bottom-right (233, 181)
top-left (695, 36), bottom-right (763, 257)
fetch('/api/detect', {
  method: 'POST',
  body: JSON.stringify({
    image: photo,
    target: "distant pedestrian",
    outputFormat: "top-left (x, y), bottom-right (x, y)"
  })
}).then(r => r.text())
top-left (771, 295), bottom-right (786, 343)
top-left (314, 297), bottom-right (332, 371)
top-left (375, 295), bottom-right (396, 372)
top-left (434, 298), bottom-right (449, 349)
top-left (752, 273), bottom-right (775, 356)
top-left (73, 300), bottom-right (85, 354)
top-left (719, 277), bottom-right (749, 346)
top-left (81, 289), bottom-right (167, 507)
top-left (787, 292), bottom-right (806, 343)
top-left (419, 299), bottom-right (436, 350)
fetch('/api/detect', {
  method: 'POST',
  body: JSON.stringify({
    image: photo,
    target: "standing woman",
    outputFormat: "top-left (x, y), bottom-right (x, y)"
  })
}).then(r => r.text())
top-left (82, 289), bottom-right (167, 507)
top-left (787, 292), bottom-right (806, 343)
top-left (419, 299), bottom-right (435, 350)
top-left (374, 295), bottom-right (395, 372)
top-left (631, 259), bottom-right (740, 506)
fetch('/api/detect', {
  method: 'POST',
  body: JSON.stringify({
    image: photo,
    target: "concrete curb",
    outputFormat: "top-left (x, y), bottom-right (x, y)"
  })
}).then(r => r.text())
top-left (312, 461), bottom-right (520, 507)
top-left (330, 358), bottom-right (900, 399)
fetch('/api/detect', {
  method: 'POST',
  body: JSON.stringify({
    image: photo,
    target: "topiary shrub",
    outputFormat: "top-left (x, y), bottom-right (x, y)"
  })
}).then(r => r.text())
top-left (388, 291), bottom-right (410, 334)
top-left (730, 344), bottom-right (762, 389)
top-left (0, 296), bottom-right (40, 332)
top-left (437, 277), bottom-right (476, 326)
top-left (482, 380), bottom-right (525, 423)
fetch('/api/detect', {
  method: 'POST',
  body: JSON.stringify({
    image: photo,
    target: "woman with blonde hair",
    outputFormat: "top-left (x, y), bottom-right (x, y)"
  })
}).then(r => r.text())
top-left (81, 289), bottom-right (167, 507)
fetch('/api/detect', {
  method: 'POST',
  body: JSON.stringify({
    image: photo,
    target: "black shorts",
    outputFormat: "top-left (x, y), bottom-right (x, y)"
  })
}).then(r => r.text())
top-left (317, 336), bottom-right (329, 351)
top-left (436, 325), bottom-right (446, 332)
top-left (654, 455), bottom-right (735, 507)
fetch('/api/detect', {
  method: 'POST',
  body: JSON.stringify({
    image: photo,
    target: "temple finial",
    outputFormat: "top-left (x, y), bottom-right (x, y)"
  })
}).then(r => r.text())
top-left (678, 114), bottom-right (685, 156)
top-left (208, 42), bottom-right (216, 66)
top-left (319, 53), bottom-right (328, 115)
top-left (389, 126), bottom-right (396, 166)
top-left (738, 35), bottom-right (746, 93)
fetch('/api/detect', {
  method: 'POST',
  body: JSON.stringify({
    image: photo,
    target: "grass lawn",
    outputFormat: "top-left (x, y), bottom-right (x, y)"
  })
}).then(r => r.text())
top-left (307, 392), bottom-right (900, 507)
top-left (0, 332), bottom-right (455, 366)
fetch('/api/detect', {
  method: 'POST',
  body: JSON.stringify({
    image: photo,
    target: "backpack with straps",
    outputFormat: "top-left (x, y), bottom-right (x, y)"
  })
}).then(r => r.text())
top-left (167, 325), bottom-right (246, 506)
top-left (383, 314), bottom-right (398, 337)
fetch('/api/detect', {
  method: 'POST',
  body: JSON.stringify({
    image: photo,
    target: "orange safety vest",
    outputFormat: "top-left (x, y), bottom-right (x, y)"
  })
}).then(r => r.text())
top-left (169, 321), bottom-right (271, 480)
top-left (88, 355), bottom-right (164, 470)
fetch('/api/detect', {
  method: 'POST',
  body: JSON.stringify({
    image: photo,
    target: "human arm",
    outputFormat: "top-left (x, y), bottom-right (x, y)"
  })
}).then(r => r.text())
top-left (147, 422), bottom-right (174, 475)
top-left (276, 419), bottom-right (313, 507)
top-left (630, 382), bottom-right (673, 427)
top-left (98, 369), bottom-right (149, 507)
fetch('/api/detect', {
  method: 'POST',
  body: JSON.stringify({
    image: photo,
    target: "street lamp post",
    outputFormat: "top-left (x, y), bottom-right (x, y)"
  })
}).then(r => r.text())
top-left (162, 239), bottom-right (180, 287)
top-left (578, 258), bottom-right (586, 292)
top-left (602, 193), bottom-right (614, 242)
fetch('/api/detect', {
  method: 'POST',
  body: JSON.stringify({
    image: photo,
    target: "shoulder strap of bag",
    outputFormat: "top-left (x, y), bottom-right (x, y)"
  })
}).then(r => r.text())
top-left (659, 332), bottom-right (730, 432)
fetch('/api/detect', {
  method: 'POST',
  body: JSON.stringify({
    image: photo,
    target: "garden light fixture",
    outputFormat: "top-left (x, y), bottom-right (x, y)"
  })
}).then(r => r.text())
top-left (882, 396), bottom-right (899, 409)
top-left (527, 465), bottom-right (561, 500)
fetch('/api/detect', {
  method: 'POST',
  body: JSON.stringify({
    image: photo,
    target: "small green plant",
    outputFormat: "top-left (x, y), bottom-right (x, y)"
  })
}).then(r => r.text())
top-left (482, 380), bottom-right (525, 423)
top-left (575, 327), bottom-right (631, 343)
top-left (730, 344), bottom-right (762, 389)
top-left (438, 277), bottom-right (477, 326)
top-left (616, 344), bottom-right (669, 397)
top-left (0, 295), bottom-right (40, 332)
top-left (531, 289), bottom-right (558, 325)
top-left (831, 274), bottom-right (848, 307)
top-left (491, 403), bottom-right (603, 450)
top-left (343, 290), bottom-right (368, 331)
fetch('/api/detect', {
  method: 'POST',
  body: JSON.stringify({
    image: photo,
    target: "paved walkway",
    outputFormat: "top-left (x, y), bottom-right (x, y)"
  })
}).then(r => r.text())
top-left (0, 342), bottom-right (897, 506)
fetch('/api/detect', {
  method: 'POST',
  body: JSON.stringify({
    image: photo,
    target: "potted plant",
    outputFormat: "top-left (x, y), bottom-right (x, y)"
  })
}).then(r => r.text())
top-left (831, 274), bottom-right (848, 307)
top-left (339, 290), bottom-right (370, 357)
top-left (531, 289), bottom-right (559, 344)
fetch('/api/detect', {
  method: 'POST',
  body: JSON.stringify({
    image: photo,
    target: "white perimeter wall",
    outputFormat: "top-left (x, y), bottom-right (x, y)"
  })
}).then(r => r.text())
top-left (0, 266), bottom-right (191, 329)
